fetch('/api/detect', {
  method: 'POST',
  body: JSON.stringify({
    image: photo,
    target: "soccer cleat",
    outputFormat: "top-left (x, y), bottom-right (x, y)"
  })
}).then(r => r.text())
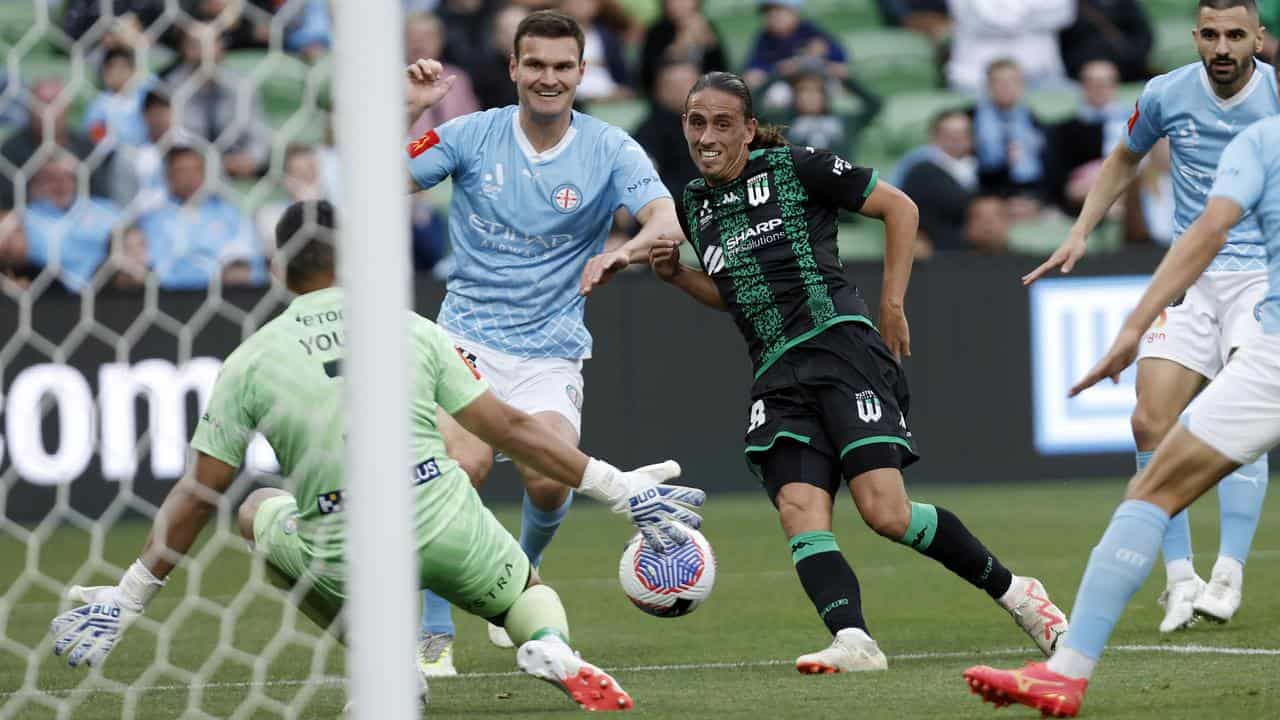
top-left (963, 661), bottom-right (1088, 718)
top-left (416, 631), bottom-right (457, 678)
top-left (1158, 575), bottom-right (1205, 633)
top-left (1193, 570), bottom-right (1242, 624)
top-left (488, 621), bottom-right (516, 649)
top-left (1000, 576), bottom-right (1068, 656)
top-left (516, 637), bottom-right (634, 711)
top-left (794, 628), bottom-right (888, 674)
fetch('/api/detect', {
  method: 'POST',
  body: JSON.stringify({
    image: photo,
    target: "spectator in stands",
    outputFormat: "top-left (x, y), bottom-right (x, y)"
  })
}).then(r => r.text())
top-left (763, 68), bottom-right (881, 158)
top-left (83, 47), bottom-right (152, 149)
top-left (21, 153), bottom-right (125, 293)
top-left (110, 89), bottom-right (196, 213)
top-left (965, 195), bottom-right (1011, 254)
top-left (1046, 59), bottom-right (1130, 215)
top-left (405, 12), bottom-right (480, 136)
top-left (639, 0), bottom-right (729, 95)
top-left (971, 59), bottom-right (1046, 215)
top-left (0, 212), bottom-right (36, 288)
top-left (61, 0), bottom-right (163, 50)
top-left (1125, 137), bottom-right (1174, 247)
top-left (439, 0), bottom-right (507, 81)
top-left (185, 0), bottom-right (332, 60)
top-left (139, 146), bottom-right (263, 290)
top-left (471, 4), bottom-right (530, 109)
top-left (0, 78), bottom-right (114, 209)
top-left (162, 23), bottom-right (270, 178)
top-left (561, 0), bottom-right (634, 103)
top-left (1058, 0), bottom-right (1153, 83)
top-left (875, 0), bottom-right (951, 42)
top-left (895, 109), bottom-right (978, 255)
top-left (256, 143), bottom-right (328, 254)
top-left (1261, 1), bottom-right (1280, 60)
top-left (744, 0), bottom-right (848, 91)
top-left (634, 60), bottom-right (702, 214)
top-left (278, 0), bottom-right (333, 63)
top-left (0, 75), bottom-right (27, 131)
top-left (945, 0), bottom-right (1075, 94)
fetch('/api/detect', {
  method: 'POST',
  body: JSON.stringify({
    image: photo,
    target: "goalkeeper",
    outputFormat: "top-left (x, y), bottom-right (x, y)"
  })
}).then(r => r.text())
top-left (48, 200), bottom-right (704, 712)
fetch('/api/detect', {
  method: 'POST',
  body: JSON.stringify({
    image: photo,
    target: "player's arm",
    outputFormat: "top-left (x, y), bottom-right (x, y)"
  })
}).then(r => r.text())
top-left (580, 197), bottom-right (683, 295)
top-left (403, 58), bottom-right (457, 194)
top-left (650, 242), bottom-right (729, 310)
top-left (1070, 197), bottom-right (1238, 396)
top-left (858, 180), bottom-right (918, 361)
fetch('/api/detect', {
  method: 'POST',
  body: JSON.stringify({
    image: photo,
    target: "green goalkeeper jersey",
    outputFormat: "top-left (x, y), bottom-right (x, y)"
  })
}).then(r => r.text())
top-left (190, 287), bottom-right (488, 576)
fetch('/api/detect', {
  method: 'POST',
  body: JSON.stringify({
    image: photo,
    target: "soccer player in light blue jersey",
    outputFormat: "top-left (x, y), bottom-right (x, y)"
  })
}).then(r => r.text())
top-left (400, 11), bottom-right (684, 674)
top-left (1024, 0), bottom-right (1277, 633)
top-left (964, 59), bottom-right (1280, 720)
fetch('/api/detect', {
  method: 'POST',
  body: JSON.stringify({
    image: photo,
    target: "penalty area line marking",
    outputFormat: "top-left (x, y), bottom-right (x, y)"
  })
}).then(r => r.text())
top-left (6, 644), bottom-right (1279, 699)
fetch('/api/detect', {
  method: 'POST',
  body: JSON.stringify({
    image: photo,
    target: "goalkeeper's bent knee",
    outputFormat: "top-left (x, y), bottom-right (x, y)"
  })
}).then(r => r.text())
top-left (501, 584), bottom-right (570, 647)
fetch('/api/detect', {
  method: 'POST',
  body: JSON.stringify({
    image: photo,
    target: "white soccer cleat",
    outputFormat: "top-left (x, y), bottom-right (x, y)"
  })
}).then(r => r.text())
top-left (999, 576), bottom-right (1068, 656)
top-left (1193, 570), bottom-right (1242, 624)
top-left (416, 631), bottom-right (458, 678)
top-left (1158, 575), bottom-right (1205, 633)
top-left (516, 637), bottom-right (634, 711)
top-left (794, 627), bottom-right (888, 674)
top-left (488, 621), bottom-right (516, 649)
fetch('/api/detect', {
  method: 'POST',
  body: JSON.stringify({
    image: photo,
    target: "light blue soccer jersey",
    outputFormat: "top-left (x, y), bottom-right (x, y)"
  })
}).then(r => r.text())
top-left (1210, 116), bottom-right (1280, 334)
top-left (406, 106), bottom-right (671, 359)
top-left (1127, 60), bottom-right (1280, 271)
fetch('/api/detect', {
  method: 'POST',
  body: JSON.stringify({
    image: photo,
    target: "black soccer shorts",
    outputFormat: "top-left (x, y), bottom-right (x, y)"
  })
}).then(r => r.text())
top-left (743, 321), bottom-right (920, 503)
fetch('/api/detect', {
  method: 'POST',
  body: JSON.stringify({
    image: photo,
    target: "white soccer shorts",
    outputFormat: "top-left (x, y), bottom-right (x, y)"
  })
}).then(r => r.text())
top-left (1138, 271), bottom-right (1268, 377)
top-left (1183, 332), bottom-right (1280, 465)
top-left (448, 333), bottom-right (585, 435)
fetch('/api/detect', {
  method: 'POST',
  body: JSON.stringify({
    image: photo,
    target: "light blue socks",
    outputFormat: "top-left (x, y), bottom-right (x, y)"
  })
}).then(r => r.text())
top-left (520, 492), bottom-right (573, 569)
top-left (1218, 455), bottom-right (1268, 565)
top-left (420, 588), bottom-right (455, 637)
top-left (1061, 500), bottom-right (1170, 661)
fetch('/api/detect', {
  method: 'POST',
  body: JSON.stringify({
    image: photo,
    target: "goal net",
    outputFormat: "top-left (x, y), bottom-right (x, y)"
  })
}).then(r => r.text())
top-left (0, 1), bottom-right (416, 717)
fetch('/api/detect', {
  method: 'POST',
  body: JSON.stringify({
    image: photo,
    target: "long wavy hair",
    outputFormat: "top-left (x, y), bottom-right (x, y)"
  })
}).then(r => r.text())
top-left (685, 71), bottom-right (788, 149)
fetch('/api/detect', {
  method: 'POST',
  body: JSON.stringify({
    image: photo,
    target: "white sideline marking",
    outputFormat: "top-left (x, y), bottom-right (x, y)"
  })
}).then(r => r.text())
top-left (6, 644), bottom-right (1280, 700)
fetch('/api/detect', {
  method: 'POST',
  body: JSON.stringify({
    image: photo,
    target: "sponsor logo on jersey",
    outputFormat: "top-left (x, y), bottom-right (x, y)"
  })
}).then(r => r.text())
top-left (747, 399), bottom-right (766, 432)
top-left (282, 514), bottom-right (298, 535)
top-left (1126, 100), bottom-right (1139, 134)
top-left (698, 198), bottom-right (713, 228)
top-left (454, 347), bottom-right (482, 379)
top-left (855, 391), bottom-right (882, 423)
top-left (412, 457), bottom-right (442, 486)
top-left (719, 191), bottom-right (741, 206)
top-left (831, 157), bottom-right (853, 176)
top-left (407, 129), bottom-right (441, 158)
top-left (626, 176), bottom-right (658, 193)
top-left (316, 490), bottom-right (344, 515)
top-left (552, 183), bottom-right (583, 213)
top-left (703, 245), bottom-right (725, 275)
top-left (746, 173), bottom-right (771, 207)
top-left (724, 218), bottom-right (785, 255)
top-left (566, 383), bottom-right (583, 412)
top-left (481, 162), bottom-right (505, 198)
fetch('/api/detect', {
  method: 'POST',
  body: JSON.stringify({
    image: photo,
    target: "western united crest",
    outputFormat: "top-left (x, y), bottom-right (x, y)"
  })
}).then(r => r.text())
top-left (746, 173), bottom-right (770, 207)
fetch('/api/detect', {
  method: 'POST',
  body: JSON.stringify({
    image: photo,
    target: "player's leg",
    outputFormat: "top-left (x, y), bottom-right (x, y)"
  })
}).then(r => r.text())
top-left (1198, 274), bottom-right (1271, 623)
top-left (757, 441), bottom-right (885, 674)
top-left (422, 485), bottom-right (631, 710)
top-left (1132, 286), bottom-right (1217, 631)
top-left (844, 460), bottom-right (1066, 656)
top-left (514, 410), bottom-right (579, 569)
top-left (965, 338), bottom-right (1280, 717)
top-left (417, 408), bottom-right (494, 676)
top-left (237, 488), bottom-right (345, 637)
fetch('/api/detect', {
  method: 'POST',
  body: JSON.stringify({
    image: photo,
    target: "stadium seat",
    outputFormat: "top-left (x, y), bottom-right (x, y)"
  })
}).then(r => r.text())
top-left (589, 98), bottom-right (648, 134)
top-left (867, 90), bottom-right (967, 159)
top-left (837, 219), bottom-right (884, 261)
top-left (844, 29), bottom-right (938, 95)
top-left (1152, 17), bottom-right (1197, 73)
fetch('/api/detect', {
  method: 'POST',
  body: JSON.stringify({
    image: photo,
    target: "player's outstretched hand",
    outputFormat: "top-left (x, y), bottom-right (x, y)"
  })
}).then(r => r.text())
top-left (880, 304), bottom-right (911, 361)
top-left (50, 585), bottom-right (141, 668)
top-left (405, 58), bottom-right (456, 113)
top-left (1022, 233), bottom-right (1088, 286)
top-left (580, 248), bottom-right (630, 296)
top-left (578, 459), bottom-right (706, 552)
top-left (1069, 326), bottom-right (1142, 397)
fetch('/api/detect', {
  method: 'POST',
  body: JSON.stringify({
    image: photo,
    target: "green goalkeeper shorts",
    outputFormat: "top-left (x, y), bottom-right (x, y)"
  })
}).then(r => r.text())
top-left (254, 487), bottom-right (530, 621)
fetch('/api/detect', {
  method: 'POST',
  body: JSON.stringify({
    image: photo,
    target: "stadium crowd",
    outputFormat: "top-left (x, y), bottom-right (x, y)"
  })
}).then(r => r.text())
top-left (0, 0), bottom-right (1198, 292)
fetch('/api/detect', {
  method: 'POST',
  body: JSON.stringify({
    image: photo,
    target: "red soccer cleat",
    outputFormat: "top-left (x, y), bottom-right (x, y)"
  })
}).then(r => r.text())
top-left (517, 638), bottom-right (634, 711)
top-left (963, 661), bottom-right (1088, 718)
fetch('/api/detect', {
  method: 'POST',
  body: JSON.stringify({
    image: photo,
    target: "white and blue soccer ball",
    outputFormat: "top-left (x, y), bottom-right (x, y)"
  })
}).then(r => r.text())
top-left (618, 527), bottom-right (716, 617)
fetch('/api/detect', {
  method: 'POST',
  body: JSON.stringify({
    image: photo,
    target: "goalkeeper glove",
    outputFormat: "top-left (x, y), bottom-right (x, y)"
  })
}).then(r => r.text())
top-left (50, 560), bottom-right (165, 668)
top-left (577, 459), bottom-right (705, 551)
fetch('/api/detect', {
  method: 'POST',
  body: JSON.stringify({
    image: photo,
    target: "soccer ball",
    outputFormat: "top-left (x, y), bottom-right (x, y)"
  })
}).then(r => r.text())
top-left (617, 527), bottom-right (716, 617)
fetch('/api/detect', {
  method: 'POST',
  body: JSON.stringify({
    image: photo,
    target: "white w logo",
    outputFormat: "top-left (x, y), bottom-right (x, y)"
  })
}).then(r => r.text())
top-left (702, 245), bottom-right (725, 275)
top-left (746, 173), bottom-right (770, 207)
top-left (855, 391), bottom-right (882, 423)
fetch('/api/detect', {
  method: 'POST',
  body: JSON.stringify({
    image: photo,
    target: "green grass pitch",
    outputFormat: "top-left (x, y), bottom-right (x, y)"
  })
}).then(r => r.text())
top-left (3, 479), bottom-right (1279, 718)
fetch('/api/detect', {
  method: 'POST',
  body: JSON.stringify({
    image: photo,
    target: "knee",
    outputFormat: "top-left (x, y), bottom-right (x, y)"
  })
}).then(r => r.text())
top-left (456, 451), bottom-right (494, 489)
top-left (524, 473), bottom-right (570, 507)
top-left (237, 488), bottom-right (279, 543)
top-left (860, 496), bottom-right (911, 541)
top-left (1131, 404), bottom-right (1178, 450)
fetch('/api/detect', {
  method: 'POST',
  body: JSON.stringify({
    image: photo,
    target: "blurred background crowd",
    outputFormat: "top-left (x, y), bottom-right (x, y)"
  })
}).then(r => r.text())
top-left (0, 0), bottom-right (1228, 293)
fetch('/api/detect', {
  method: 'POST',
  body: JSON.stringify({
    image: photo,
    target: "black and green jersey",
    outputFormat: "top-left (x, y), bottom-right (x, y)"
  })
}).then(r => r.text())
top-left (679, 145), bottom-right (879, 379)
